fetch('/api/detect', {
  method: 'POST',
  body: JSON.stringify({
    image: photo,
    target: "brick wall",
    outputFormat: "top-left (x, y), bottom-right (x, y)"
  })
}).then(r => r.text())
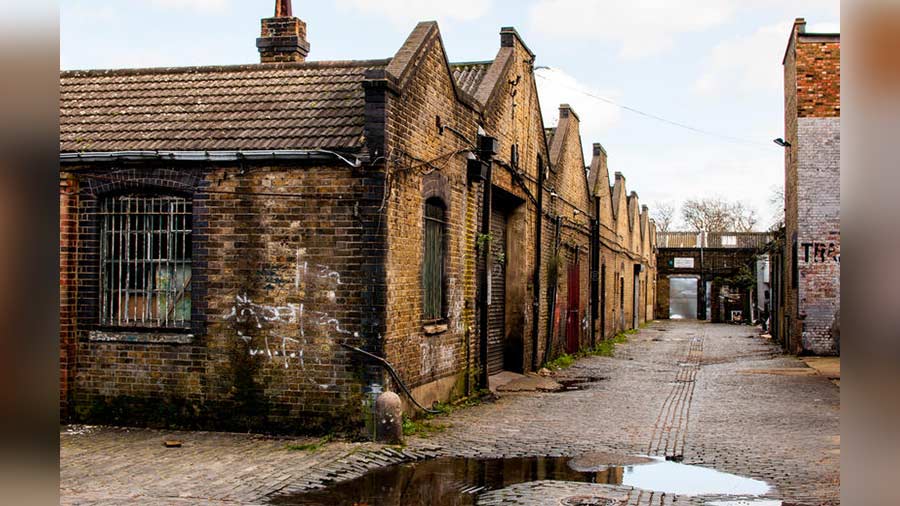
top-left (781, 19), bottom-right (840, 354)
top-left (796, 117), bottom-right (840, 353)
top-left (60, 173), bottom-right (78, 417)
top-left (588, 145), bottom-right (656, 340)
top-left (63, 163), bottom-right (385, 433)
top-left (380, 24), bottom-right (552, 400)
top-left (59, 21), bottom-right (662, 431)
top-left (381, 25), bottom-right (479, 396)
top-left (796, 39), bottom-right (840, 118)
top-left (656, 247), bottom-right (763, 322)
top-left (547, 105), bottom-right (593, 352)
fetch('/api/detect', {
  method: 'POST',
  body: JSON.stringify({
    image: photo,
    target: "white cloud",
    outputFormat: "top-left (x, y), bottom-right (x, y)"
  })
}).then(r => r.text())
top-left (535, 66), bottom-right (622, 159)
top-left (147, 0), bottom-right (228, 13)
top-left (334, 0), bottom-right (492, 26)
top-left (527, 0), bottom-right (840, 61)
top-left (694, 21), bottom-right (792, 97)
top-left (694, 7), bottom-right (841, 97)
top-left (528, 0), bottom-right (738, 60)
top-left (621, 142), bottom-right (784, 230)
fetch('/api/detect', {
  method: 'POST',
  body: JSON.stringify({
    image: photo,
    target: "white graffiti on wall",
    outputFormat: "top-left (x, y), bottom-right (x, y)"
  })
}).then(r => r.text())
top-left (221, 252), bottom-right (360, 389)
top-left (419, 339), bottom-right (456, 377)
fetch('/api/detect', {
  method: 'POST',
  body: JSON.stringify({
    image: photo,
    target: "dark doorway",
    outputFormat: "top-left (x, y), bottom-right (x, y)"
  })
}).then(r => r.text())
top-left (633, 265), bottom-right (641, 329)
top-left (565, 261), bottom-right (581, 354)
top-left (600, 264), bottom-right (606, 340)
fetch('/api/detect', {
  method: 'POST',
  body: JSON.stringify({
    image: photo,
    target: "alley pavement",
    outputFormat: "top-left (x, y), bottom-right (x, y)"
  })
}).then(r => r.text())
top-left (60, 321), bottom-right (840, 505)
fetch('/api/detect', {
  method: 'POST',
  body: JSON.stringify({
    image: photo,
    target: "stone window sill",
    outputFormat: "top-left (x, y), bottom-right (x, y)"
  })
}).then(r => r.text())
top-left (88, 330), bottom-right (194, 345)
top-left (423, 323), bottom-right (449, 335)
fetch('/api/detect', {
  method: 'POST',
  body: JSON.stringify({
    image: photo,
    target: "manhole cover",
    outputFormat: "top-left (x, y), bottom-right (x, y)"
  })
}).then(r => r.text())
top-left (560, 496), bottom-right (622, 506)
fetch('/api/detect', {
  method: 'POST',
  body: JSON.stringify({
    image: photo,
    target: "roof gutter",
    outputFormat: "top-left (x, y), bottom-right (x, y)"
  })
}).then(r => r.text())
top-left (59, 149), bottom-right (362, 168)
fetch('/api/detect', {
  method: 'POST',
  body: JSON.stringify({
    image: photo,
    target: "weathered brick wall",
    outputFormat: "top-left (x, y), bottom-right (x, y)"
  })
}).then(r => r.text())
top-left (796, 117), bottom-right (840, 354)
top-left (796, 39), bottom-right (840, 118)
top-left (481, 30), bottom-right (550, 370)
top-left (381, 25), bottom-right (479, 396)
top-left (547, 106), bottom-right (593, 352)
top-left (655, 274), bottom-right (670, 321)
top-left (60, 173), bottom-right (79, 417)
top-left (656, 247), bottom-right (762, 322)
top-left (612, 178), bottom-right (635, 333)
top-left (60, 20), bottom-right (663, 431)
top-left (783, 25), bottom-right (801, 351)
top-left (781, 20), bottom-right (840, 354)
top-left (64, 163), bottom-right (384, 433)
top-left (587, 145), bottom-right (655, 339)
top-left (380, 25), bottom-right (553, 393)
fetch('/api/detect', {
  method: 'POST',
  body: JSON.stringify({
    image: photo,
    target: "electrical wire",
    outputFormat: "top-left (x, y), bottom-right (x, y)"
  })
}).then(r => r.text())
top-left (534, 67), bottom-right (772, 149)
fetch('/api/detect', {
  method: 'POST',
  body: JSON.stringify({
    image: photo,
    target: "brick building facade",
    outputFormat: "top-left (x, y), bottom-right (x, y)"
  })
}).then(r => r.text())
top-left (771, 18), bottom-right (840, 355)
top-left (655, 232), bottom-right (772, 324)
top-left (59, 3), bottom-right (657, 432)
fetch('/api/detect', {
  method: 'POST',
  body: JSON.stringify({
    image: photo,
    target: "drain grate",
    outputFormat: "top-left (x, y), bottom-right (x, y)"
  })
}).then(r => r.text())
top-left (559, 495), bottom-right (622, 506)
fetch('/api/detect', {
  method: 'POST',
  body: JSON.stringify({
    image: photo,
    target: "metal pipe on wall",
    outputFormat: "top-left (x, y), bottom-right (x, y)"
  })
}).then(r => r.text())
top-left (478, 163), bottom-right (493, 390)
top-left (530, 157), bottom-right (544, 371)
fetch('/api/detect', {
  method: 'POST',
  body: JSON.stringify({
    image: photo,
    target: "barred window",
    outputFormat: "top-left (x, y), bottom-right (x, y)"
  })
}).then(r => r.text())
top-left (423, 198), bottom-right (446, 322)
top-left (100, 194), bottom-right (192, 328)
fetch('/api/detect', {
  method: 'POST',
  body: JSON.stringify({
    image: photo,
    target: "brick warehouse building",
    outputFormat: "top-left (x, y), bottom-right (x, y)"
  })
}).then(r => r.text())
top-left (770, 18), bottom-right (840, 355)
top-left (59, 2), bottom-right (657, 432)
top-left (655, 232), bottom-right (772, 323)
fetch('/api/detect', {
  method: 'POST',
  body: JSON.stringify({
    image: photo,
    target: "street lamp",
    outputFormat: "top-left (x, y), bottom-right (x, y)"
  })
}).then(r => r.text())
top-left (773, 138), bottom-right (791, 147)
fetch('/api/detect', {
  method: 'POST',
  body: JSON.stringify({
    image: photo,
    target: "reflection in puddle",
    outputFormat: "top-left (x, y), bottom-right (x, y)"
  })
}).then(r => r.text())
top-left (269, 455), bottom-right (770, 505)
top-left (269, 457), bottom-right (585, 506)
top-left (706, 501), bottom-right (783, 506)
top-left (621, 457), bottom-right (770, 496)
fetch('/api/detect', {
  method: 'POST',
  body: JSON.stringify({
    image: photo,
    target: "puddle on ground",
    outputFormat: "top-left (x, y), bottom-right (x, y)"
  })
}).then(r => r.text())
top-left (556, 377), bottom-right (605, 391)
top-left (706, 501), bottom-right (783, 506)
top-left (269, 455), bottom-right (770, 505)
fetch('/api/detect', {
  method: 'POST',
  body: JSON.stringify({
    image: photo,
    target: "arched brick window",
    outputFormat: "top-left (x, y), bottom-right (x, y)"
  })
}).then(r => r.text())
top-left (423, 198), bottom-right (447, 322)
top-left (100, 193), bottom-right (192, 328)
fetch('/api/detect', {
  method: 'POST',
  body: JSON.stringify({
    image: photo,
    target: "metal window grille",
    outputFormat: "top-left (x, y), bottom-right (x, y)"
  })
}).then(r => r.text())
top-left (100, 194), bottom-right (192, 329)
top-left (423, 200), bottom-right (446, 321)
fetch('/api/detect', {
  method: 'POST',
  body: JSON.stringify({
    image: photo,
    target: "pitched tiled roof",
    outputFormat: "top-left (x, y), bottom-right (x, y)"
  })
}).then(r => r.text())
top-left (60, 60), bottom-right (390, 153)
top-left (450, 61), bottom-right (491, 96)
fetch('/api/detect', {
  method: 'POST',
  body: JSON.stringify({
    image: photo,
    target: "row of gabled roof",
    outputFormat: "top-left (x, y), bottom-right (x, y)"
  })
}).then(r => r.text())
top-left (60, 18), bottom-right (655, 251)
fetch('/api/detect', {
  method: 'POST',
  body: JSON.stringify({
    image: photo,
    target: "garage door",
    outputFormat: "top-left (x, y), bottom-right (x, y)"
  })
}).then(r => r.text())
top-left (487, 205), bottom-right (507, 375)
top-left (669, 277), bottom-right (698, 320)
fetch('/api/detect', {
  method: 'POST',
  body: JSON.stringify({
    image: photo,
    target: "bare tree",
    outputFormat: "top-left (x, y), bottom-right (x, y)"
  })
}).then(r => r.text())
top-left (730, 201), bottom-right (758, 232)
top-left (681, 197), bottom-right (732, 232)
top-left (651, 201), bottom-right (676, 232)
top-left (680, 197), bottom-right (759, 232)
top-left (768, 185), bottom-right (785, 231)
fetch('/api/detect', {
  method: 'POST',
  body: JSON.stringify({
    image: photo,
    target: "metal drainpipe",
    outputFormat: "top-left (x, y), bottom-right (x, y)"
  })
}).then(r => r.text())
top-left (478, 162), bottom-right (493, 390)
top-left (530, 158), bottom-right (544, 371)
top-left (590, 198), bottom-right (600, 348)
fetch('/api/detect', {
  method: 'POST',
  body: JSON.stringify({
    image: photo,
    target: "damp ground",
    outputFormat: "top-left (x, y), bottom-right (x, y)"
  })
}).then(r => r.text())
top-left (268, 455), bottom-right (771, 505)
top-left (556, 376), bottom-right (606, 391)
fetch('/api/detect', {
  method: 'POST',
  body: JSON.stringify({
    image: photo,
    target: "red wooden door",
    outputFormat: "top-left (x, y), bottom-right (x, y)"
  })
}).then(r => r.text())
top-left (566, 262), bottom-right (580, 354)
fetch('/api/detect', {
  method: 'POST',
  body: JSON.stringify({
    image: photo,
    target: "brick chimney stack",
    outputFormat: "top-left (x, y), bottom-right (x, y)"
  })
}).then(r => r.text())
top-left (257, 0), bottom-right (310, 63)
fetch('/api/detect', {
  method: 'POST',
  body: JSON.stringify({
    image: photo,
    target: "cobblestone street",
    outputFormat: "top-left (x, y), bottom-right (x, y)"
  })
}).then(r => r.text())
top-left (60, 321), bottom-right (840, 505)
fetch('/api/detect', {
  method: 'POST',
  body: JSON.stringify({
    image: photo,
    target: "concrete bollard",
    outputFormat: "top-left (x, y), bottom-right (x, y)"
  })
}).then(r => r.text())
top-left (374, 391), bottom-right (403, 444)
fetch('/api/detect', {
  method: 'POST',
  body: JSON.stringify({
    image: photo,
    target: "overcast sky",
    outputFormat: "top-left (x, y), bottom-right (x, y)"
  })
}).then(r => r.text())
top-left (60, 0), bottom-right (840, 230)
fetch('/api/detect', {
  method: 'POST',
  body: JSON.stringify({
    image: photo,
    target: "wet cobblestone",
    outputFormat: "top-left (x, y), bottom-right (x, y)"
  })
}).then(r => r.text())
top-left (61, 321), bottom-right (839, 505)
